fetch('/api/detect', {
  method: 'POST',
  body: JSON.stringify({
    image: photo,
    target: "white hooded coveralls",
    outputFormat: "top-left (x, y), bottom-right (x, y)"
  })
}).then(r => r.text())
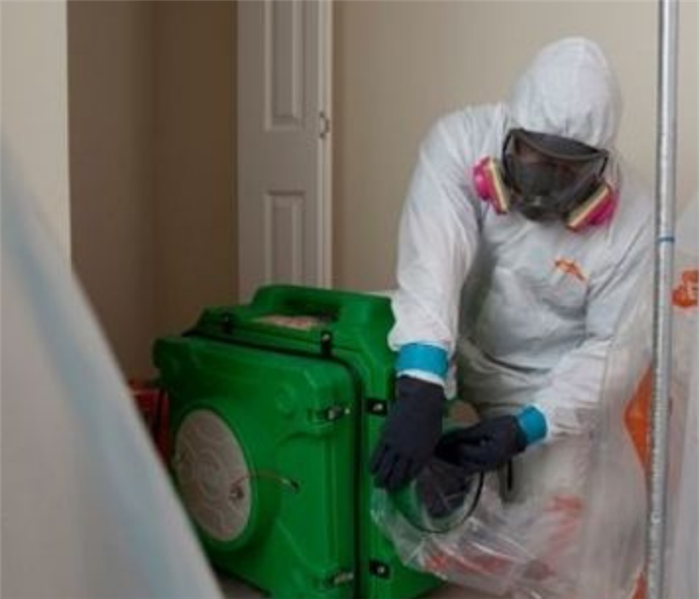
top-left (389, 38), bottom-right (652, 496)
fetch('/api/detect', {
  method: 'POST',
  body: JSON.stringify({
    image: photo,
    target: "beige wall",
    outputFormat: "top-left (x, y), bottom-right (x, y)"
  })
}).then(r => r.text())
top-left (64, 0), bottom-right (699, 372)
top-left (2, 0), bottom-right (71, 254)
top-left (68, 1), bottom-right (236, 378)
top-left (68, 1), bottom-right (157, 378)
top-left (154, 0), bottom-right (236, 336)
top-left (333, 1), bottom-right (698, 291)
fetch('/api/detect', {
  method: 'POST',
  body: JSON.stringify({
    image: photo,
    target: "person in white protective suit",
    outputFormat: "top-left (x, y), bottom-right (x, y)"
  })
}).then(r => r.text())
top-left (370, 37), bottom-right (653, 503)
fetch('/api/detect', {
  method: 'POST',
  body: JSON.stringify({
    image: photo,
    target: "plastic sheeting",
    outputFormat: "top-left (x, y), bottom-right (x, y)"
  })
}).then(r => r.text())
top-left (1, 165), bottom-right (223, 599)
top-left (374, 272), bottom-right (651, 598)
top-left (666, 196), bottom-right (698, 599)
top-left (373, 197), bottom-right (697, 599)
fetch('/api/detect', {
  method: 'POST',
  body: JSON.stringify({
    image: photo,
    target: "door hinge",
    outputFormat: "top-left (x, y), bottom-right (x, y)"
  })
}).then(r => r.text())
top-left (319, 110), bottom-right (331, 140)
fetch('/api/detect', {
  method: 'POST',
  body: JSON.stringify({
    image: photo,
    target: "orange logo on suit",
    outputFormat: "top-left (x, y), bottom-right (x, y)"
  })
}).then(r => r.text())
top-left (673, 269), bottom-right (698, 308)
top-left (554, 259), bottom-right (588, 284)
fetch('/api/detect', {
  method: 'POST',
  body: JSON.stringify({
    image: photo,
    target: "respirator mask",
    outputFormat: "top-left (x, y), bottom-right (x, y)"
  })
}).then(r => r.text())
top-left (473, 128), bottom-right (617, 231)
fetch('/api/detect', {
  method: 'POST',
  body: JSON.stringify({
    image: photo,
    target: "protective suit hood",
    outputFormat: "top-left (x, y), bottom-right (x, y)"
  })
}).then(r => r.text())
top-left (507, 37), bottom-right (622, 150)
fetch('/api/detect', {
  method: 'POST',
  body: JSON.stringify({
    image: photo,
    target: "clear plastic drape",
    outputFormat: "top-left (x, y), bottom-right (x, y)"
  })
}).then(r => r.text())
top-left (1, 164), bottom-right (223, 599)
top-left (373, 196), bottom-right (697, 599)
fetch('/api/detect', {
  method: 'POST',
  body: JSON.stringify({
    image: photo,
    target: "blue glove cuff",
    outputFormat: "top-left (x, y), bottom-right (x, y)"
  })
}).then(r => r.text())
top-left (517, 406), bottom-right (548, 446)
top-left (396, 343), bottom-right (448, 380)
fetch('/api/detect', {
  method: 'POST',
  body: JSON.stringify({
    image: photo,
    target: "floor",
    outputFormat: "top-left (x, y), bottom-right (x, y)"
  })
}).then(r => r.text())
top-left (217, 572), bottom-right (498, 599)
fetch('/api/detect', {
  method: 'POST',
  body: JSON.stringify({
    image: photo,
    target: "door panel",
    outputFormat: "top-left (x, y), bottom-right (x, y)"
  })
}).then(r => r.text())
top-left (238, 0), bottom-right (332, 301)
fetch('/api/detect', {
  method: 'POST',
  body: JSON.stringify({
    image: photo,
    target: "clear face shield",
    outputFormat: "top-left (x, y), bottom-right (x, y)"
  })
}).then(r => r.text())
top-left (502, 129), bottom-right (609, 222)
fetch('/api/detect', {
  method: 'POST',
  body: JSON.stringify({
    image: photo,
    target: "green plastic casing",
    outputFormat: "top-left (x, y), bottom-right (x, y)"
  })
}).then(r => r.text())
top-left (154, 285), bottom-right (441, 599)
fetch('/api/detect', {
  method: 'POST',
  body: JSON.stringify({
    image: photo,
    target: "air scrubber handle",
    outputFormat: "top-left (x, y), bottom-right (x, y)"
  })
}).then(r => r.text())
top-left (250, 284), bottom-right (393, 330)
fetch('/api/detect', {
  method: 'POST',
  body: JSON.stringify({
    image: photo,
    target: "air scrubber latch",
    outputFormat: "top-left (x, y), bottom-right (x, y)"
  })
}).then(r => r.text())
top-left (366, 398), bottom-right (388, 416)
top-left (369, 560), bottom-right (391, 579)
top-left (320, 330), bottom-right (334, 357)
top-left (312, 404), bottom-right (351, 423)
top-left (323, 569), bottom-right (355, 589)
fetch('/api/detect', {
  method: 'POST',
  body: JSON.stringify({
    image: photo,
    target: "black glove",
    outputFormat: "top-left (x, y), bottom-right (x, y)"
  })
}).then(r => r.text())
top-left (416, 458), bottom-right (474, 519)
top-left (370, 376), bottom-right (445, 492)
top-left (437, 415), bottom-right (528, 475)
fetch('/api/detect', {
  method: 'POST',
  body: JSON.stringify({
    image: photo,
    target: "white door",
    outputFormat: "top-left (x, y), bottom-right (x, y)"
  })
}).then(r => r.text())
top-left (237, 0), bottom-right (332, 301)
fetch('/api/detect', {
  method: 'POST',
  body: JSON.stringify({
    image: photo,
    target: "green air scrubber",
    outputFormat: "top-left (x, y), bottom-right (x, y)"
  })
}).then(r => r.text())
top-left (153, 285), bottom-right (442, 599)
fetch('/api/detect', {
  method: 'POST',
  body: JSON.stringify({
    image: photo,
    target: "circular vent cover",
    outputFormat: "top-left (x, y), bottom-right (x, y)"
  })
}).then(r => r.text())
top-left (391, 457), bottom-right (483, 534)
top-left (174, 409), bottom-right (252, 543)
